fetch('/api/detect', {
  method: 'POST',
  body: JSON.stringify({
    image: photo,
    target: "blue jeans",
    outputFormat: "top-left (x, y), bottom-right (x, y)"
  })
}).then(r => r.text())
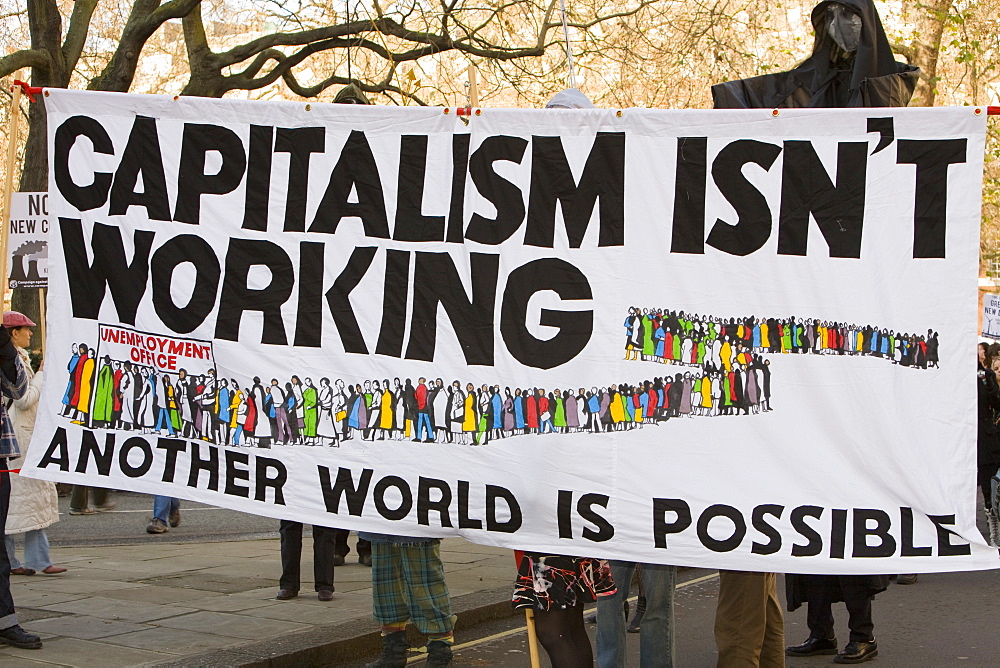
top-left (4, 530), bottom-right (52, 570)
top-left (156, 409), bottom-right (175, 435)
top-left (153, 496), bottom-right (179, 523)
top-left (415, 413), bottom-right (433, 441)
top-left (596, 560), bottom-right (676, 668)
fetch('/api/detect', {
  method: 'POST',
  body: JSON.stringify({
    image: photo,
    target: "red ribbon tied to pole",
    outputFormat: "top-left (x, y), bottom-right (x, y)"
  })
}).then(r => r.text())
top-left (11, 80), bottom-right (42, 103)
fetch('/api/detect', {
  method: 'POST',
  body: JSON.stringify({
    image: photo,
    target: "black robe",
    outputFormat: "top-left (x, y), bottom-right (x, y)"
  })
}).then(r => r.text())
top-left (712, 0), bottom-right (919, 109)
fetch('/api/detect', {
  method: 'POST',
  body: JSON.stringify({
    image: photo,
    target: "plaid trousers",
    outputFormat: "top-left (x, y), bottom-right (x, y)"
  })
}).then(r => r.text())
top-left (371, 540), bottom-right (454, 635)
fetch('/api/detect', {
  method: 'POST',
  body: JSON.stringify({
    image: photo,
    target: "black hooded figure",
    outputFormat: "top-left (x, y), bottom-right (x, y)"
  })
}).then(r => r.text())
top-left (712, 0), bottom-right (919, 109)
top-left (712, 2), bottom-right (902, 666)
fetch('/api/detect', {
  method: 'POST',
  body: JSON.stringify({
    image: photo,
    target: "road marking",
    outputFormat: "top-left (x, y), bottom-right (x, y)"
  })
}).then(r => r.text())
top-left (405, 571), bottom-right (719, 662)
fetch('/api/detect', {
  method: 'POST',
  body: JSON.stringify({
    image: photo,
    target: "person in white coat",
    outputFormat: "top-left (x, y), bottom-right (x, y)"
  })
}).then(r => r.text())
top-left (2, 312), bottom-right (65, 575)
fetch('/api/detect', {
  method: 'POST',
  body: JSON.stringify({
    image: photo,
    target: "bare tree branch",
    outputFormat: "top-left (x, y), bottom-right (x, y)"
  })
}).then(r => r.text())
top-left (0, 50), bottom-right (51, 79)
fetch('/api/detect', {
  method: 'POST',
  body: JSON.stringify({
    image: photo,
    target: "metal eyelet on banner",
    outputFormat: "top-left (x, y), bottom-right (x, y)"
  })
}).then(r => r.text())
top-left (305, 104), bottom-right (312, 111)
top-left (616, 110), bottom-right (623, 118)
top-left (771, 109), bottom-right (780, 117)
top-left (975, 107), bottom-right (983, 115)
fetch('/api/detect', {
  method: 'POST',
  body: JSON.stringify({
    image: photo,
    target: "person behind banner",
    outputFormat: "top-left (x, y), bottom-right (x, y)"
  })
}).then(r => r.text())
top-left (511, 87), bottom-right (618, 668)
top-left (977, 342), bottom-right (1000, 547)
top-left (596, 560), bottom-right (676, 668)
top-left (0, 320), bottom-right (44, 649)
top-left (276, 521), bottom-right (336, 602)
top-left (3, 312), bottom-right (67, 578)
top-left (360, 531), bottom-right (454, 667)
top-left (145, 495), bottom-right (181, 535)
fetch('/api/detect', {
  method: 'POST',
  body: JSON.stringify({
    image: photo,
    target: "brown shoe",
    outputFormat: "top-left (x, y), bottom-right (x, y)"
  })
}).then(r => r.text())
top-left (318, 589), bottom-right (334, 601)
top-left (276, 588), bottom-right (298, 600)
top-left (41, 566), bottom-right (67, 574)
top-left (168, 507), bottom-right (181, 528)
top-left (9, 567), bottom-right (35, 576)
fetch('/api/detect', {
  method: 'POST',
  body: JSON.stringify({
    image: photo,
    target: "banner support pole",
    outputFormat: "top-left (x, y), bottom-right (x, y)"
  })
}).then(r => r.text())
top-left (524, 609), bottom-right (541, 668)
top-left (1, 72), bottom-right (24, 305)
top-left (37, 288), bottom-right (45, 357)
top-left (467, 64), bottom-right (479, 108)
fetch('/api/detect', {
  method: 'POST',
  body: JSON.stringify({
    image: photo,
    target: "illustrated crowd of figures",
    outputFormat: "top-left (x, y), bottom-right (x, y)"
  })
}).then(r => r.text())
top-left (623, 308), bottom-right (940, 370)
top-left (58, 310), bottom-right (938, 447)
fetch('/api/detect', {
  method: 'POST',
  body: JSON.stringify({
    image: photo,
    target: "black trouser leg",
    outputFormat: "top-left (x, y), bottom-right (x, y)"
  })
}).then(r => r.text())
top-left (279, 520), bottom-right (303, 591)
top-left (334, 528), bottom-right (351, 558)
top-left (312, 525), bottom-right (336, 592)
top-left (806, 599), bottom-right (835, 640)
top-left (0, 463), bottom-right (16, 629)
top-left (841, 587), bottom-right (875, 642)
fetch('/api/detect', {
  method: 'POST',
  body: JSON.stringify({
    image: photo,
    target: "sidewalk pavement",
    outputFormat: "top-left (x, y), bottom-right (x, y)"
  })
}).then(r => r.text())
top-left (0, 535), bottom-right (518, 667)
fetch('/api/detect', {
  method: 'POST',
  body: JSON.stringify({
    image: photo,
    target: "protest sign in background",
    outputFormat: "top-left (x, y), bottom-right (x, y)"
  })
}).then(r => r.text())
top-left (22, 89), bottom-right (997, 574)
top-left (983, 293), bottom-right (1000, 339)
top-left (7, 191), bottom-right (49, 289)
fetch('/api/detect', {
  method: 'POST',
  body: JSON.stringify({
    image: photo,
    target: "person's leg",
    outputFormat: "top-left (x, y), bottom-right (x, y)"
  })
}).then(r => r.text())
top-left (358, 536), bottom-right (372, 565)
top-left (534, 605), bottom-right (592, 668)
top-left (369, 544), bottom-right (411, 666)
top-left (92, 487), bottom-right (111, 510)
top-left (715, 570), bottom-right (767, 667)
top-left (0, 469), bottom-right (19, 629)
top-left (69, 485), bottom-right (88, 512)
top-left (311, 525), bottom-right (336, 594)
top-left (152, 495), bottom-right (171, 523)
top-left (596, 560), bottom-right (634, 668)
top-left (168, 497), bottom-right (181, 527)
top-left (759, 572), bottom-right (785, 668)
top-left (3, 534), bottom-right (20, 570)
top-left (638, 563), bottom-right (675, 668)
top-left (22, 530), bottom-right (52, 570)
top-left (398, 541), bottom-right (453, 640)
top-left (371, 543), bottom-right (410, 630)
top-left (334, 528), bottom-right (350, 558)
top-left (841, 588), bottom-right (875, 643)
top-left (805, 598), bottom-right (836, 640)
top-left (278, 520), bottom-right (303, 593)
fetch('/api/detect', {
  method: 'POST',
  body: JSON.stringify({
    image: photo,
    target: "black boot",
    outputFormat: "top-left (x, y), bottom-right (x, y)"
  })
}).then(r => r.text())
top-left (426, 640), bottom-right (454, 667)
top-left (366, 631), bottom-right (408, 668)
top-left (627, 595), bottom-right (646, 633)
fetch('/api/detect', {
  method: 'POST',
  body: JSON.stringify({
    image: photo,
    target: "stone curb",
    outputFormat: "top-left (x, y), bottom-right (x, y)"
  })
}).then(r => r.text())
top-left (145, 586), bottom-right (517, 668)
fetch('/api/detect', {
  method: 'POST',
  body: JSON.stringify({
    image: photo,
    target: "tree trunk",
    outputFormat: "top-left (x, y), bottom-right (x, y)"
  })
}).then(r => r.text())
top-left (179, 4), bottom-right (227, 98)
top-left (87, 0), bottom-right (163, 93)
top-left (904, 0), bottom-right (955, 107)
top-left (20, 0), bottom-right (71, 192)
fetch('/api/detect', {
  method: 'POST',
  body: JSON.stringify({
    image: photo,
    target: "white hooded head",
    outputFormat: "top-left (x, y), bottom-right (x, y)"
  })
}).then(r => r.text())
top-left (545, 88), bottom-right (595, 109)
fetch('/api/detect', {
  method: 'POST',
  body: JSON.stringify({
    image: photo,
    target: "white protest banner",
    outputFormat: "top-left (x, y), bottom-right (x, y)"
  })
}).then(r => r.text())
top-left (7, 191), bottom-right (49, 289)
top-left (22, 89), bottom-right (997, 574)
top-left (983, 294), bottom-right (1000, 339)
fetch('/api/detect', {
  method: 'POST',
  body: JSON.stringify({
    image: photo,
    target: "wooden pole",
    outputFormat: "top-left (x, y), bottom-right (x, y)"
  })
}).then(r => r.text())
top-left (524, 609), bottom-right (542, 668)
top-left (1, 73), bottom-right (23, 304)
top-left (467, 64), bottom-right (479, 108)
top-left (37, 288), bottom-right (45, 357)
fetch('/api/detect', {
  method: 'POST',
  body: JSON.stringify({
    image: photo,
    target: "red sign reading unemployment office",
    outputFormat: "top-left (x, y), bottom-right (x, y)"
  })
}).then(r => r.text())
top-left (22, 88), bottom-right (997, 574)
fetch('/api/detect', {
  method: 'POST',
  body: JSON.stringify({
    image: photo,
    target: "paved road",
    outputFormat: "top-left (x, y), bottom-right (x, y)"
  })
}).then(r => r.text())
top-left (395, 568), bottom-right (1000, 667)
top-left (43, 489), bottom-right (282, 547)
